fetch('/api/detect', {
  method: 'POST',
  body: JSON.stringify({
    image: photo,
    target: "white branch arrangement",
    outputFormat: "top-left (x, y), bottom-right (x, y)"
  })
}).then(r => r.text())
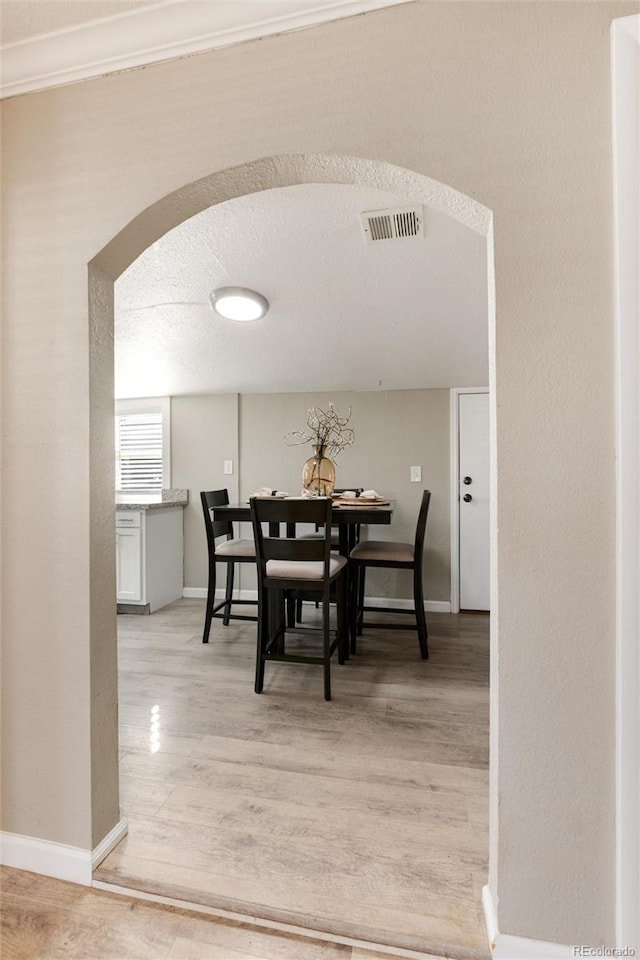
top-left (284, 404), bottom-right (355, 460)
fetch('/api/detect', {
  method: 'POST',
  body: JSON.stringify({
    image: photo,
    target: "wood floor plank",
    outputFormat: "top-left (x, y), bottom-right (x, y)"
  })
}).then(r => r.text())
top-left (149, 781), bottom-right (486, 868)
top-left (1, 870), bottom-right (176, 960)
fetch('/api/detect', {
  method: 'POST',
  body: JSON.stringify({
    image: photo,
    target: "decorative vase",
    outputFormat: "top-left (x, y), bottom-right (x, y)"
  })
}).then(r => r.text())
top-left (302, 444), bottom-right (336, 496)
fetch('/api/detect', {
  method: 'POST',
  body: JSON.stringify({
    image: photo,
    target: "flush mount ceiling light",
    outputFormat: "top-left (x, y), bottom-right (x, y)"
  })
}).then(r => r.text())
top-left (209, 286), bottom-right (269, 322)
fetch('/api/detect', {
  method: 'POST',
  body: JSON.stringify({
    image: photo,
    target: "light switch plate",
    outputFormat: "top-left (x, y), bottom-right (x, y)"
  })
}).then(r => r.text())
top-left (410, 465), bottom-right (422, 482)
top-left (224, 460), bottom-right (233, 475)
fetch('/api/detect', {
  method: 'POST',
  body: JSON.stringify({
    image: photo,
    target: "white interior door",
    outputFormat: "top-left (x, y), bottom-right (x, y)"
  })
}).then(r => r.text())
top-left (458, 391), bottom-right (490, 611)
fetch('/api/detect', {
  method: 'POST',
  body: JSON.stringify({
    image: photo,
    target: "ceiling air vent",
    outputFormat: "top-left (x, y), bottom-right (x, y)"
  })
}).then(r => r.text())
top-left (360, 206), bottom-right (424, 245)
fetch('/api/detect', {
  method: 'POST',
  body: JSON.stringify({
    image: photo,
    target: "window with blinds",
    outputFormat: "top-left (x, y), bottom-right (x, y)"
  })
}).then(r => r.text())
top-left (116, 411), bottom-right (164, 490)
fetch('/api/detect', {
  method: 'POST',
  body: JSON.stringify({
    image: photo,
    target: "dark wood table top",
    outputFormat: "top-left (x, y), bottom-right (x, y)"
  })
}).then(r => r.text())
top-left (213, 500), bottom-right (394, 526)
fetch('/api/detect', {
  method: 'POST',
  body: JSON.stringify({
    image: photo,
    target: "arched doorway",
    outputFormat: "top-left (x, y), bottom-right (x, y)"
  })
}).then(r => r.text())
top-left (89, 152), bottom-right (495, 949)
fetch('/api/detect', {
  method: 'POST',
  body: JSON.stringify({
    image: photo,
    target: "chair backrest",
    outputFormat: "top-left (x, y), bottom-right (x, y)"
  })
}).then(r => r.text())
top-left (200, 490), bottom-right (234, 555)
top-left (315, 488), bottom-right (364, 532)
top-left (250, 497), bottom-right (333, 577)
top-left (414, 490), bottom-right (432, 559)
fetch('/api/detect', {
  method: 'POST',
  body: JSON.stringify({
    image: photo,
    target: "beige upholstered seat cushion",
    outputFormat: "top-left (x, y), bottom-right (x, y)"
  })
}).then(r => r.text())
top-left (215, 537), bottom-right (255, 558)
top-left (266, 556), bottom-right (347, 580)
top-left (350, 540), bottom-right (414, 563)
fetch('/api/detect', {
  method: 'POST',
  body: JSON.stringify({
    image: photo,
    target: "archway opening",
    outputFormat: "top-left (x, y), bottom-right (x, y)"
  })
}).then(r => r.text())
top-left (89, 153), bottom-right (496, 955)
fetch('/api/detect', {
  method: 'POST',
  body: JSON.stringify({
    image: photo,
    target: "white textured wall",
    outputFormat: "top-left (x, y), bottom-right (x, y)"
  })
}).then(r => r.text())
top-left (1, 0), bottom-right (633, 946)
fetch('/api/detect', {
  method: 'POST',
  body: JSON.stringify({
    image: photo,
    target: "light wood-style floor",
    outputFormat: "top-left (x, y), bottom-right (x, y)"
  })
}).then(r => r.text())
top-left (0, 865), bottom-right (450, 960)
top-left (94, 599), bottom-right (490, 960)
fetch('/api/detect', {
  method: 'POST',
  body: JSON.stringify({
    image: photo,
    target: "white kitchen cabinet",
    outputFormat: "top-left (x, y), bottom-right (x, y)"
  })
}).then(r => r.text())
top-left (116, 523), bottom-right (143, 602)
top-left (116, 506), bottom-right (184, 612)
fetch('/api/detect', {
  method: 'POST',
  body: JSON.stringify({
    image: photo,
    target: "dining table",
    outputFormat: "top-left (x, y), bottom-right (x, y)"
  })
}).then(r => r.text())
top-left (211, 497), bottom-right (395, 653)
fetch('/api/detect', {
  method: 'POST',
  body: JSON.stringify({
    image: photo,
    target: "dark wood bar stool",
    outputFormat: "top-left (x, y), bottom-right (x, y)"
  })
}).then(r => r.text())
top-left (294, 488), bottom-right (364, 624)
top-left (200, 489), bottom-right (258, 643)
top-left (349, 489), bottom-right (431, 659)
top-left (250, 496), bottom-right (348, 701)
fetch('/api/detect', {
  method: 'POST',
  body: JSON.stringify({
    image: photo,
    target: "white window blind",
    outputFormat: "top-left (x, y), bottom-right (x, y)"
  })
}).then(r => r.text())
top-left (116, 411), bottom-right (164, 490)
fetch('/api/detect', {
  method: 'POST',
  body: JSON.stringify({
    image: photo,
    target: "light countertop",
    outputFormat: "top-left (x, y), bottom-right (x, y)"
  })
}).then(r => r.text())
top-left (116, 489), bottom-right (189, 510)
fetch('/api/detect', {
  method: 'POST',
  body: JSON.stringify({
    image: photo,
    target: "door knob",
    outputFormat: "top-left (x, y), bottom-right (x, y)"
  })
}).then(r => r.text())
top-left (463, 493), bottom-right (472, 503)
top-left (463, 476), bottom-right (472, 485)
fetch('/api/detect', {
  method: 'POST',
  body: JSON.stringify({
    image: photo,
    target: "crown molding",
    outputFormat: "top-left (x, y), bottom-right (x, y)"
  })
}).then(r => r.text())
top-left (0, 0), bottom-right (414, 100)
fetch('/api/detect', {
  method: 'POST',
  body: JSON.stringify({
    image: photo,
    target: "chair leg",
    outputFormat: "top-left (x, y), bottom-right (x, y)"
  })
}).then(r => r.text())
top-left (322, 592), bottom-right (331, 701)
top-left (255, 587), bottom-right (267, 693)
top-left (357, 566), bottom-right (366, 636)
top-left (337, 573), bottom-right (346, 665)
top-left (414, 566), bottom-right (429, 660)
top-left (202, 559), bottom-right (217, 643)
top-left (295, 597), bottom-right (303, 623)
top-left (223, 562), bottom-right (234, 626)
top-left (286, 594), bottom-right (296, 628)
top-left (270, 589), bottom-right (283, 655)
top-left (348, 563), bottom-right (357, 656)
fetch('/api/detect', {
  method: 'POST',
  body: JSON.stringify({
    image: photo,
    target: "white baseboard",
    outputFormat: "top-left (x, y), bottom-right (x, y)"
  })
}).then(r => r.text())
top-left (482, 885), bottom-right (575, 958)
top-left (1, 818), bottom-right (128, 886)
top-left (92, 818), bottom-right (128, 870)
top-left (493, 935), bottom-right (576, 959)
top-left (483, 884), bottom-right (499, 952)
top-left (1, 831), bottom-right (92, 885)
top-left (182, 587), bottom-right (451, 613)
top-left (183, 587), bottom-right (247, 600)
top-left (364, 595), bottom-right (452, 614)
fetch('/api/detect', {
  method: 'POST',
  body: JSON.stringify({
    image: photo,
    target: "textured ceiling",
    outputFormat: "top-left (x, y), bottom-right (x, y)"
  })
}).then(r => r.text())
top-left (115, 182), bottom-right (489, 398)
top-left (3, 3), bottom-right (488, 400)
top-left (0, 1), bottom-right (161, 44)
